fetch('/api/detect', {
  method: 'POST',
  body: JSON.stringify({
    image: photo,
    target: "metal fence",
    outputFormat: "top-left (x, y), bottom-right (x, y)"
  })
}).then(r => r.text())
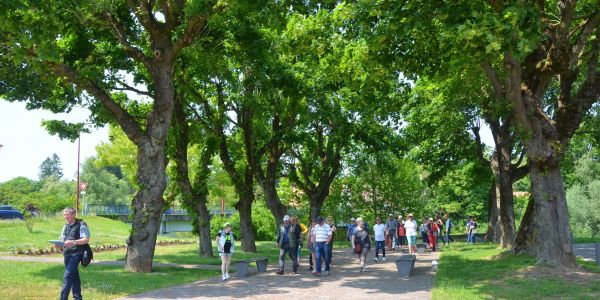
top-left (85, 204), bottom-right (235, 216)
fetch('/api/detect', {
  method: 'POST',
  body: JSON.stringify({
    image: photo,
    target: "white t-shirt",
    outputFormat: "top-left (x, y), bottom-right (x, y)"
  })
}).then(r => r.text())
top-left (373, 223), bottom-right (386, 241)
top-left (314, 223), bottom-right (332, 242)
top-left (405, 219), bottom-right (418, 237)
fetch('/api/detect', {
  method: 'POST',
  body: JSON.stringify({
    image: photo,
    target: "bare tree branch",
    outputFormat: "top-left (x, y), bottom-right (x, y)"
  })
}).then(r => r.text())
top-left (113, 78), bottom-right (155, 98)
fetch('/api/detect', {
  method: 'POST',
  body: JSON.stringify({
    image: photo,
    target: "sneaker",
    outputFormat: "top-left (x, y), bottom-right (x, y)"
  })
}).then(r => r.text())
top-left (276, 268), bottom-right (284, 275)
top-left (311, 271), bottom-right (321, 277)
top-left (225, 273), bottom-right (230, 279)
top-left (382, 257), bottom-right (386, 261)
top-left (373, 257), bottom-right (378, 262)
top-left (325, 270), bottom-right (329, 276)
top-left (222, 275), bottom-right (227, 281)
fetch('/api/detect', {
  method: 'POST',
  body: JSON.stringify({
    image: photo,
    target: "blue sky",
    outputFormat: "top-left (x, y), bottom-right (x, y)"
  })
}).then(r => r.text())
top-left (0, 101), bottom-right (108, 182)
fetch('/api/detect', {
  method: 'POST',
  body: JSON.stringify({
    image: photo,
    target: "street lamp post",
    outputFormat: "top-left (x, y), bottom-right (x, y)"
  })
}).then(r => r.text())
top-left (76, 134), bottom-right (81, 214)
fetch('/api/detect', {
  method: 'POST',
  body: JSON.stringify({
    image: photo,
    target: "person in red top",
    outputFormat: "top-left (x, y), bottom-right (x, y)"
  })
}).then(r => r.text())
top-left (396, 215), bottom-right (407, 251)
top-left (427, 217), bottom-right (438, 251)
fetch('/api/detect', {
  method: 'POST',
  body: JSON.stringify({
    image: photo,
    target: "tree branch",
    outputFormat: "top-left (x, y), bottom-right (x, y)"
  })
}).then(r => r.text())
top-left (570, 11), bottom-right (600, 67)
top-left (103, 12), bottom-right (152, 70)
top-left (480, 61), bottom-right (505, 101)
top-left (48, 62), bottom-right (144, 144)
top-left (112, 78), bottom-right (155, 98)
top-left (170, 13), bottom-right (210, 61)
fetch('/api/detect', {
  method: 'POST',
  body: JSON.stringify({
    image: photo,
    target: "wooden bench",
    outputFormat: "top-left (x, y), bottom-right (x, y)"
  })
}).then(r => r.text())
top-left (234, 257), bottom-right (269, 278)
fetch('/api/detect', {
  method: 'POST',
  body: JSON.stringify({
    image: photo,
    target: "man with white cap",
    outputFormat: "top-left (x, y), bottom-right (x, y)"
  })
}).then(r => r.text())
top-left (276, 215), bottom-right (301, 275)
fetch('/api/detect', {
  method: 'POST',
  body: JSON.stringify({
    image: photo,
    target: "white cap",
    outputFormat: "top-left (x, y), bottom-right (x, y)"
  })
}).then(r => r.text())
top-left (283, 215), bottom-right (290, 221)
top-left (356, 217), bottom-right (363, 222)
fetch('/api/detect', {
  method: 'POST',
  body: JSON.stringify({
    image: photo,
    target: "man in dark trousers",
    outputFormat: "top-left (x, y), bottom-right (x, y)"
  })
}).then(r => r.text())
top-left (55, 207), bottom-right (90, 300)
top-left (276, 215), bottom-right (301, 275)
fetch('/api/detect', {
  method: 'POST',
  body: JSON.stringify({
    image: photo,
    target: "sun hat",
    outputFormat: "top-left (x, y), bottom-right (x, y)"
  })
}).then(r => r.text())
top-left (223, 222), bottom-right (231, 227)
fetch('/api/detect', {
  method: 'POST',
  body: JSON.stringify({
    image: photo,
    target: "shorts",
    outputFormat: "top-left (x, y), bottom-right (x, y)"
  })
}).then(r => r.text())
top-left (309, 243), bottom-right (316, 253)
top-left (407, 235), bottom-right (417, 246)
top-left (219, 252), bottom-right (233, 257)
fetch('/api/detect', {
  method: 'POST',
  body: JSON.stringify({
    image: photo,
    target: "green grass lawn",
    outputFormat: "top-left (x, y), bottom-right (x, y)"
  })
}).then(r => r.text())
top-left (0, 260), bottom-right (218, 299)
top-left (433, 243), bottom-right (600, 300)
top-left (0, 215), bottom-right (194, 252)
top-left (0, 215), bottom-right (284, 300)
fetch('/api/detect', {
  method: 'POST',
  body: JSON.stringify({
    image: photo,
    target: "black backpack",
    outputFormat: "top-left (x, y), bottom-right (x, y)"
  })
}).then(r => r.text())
top-left (72, 220), bottom-right (93, 267)
top-left (80, 243), bottom-right (93, 267)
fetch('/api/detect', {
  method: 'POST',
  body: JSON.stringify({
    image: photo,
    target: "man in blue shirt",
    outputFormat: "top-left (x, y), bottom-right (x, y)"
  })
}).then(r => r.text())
top-left (347, 218), bottom-right (356, 246)
top-left (444, 214), bottom-right (454, 245)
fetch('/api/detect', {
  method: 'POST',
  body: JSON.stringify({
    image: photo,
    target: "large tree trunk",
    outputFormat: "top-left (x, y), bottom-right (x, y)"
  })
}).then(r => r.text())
top-left (497, 146), bottom-right (516, 248)
top-left (236, 192), bottom-right (257, 252)
top-left (125, 66), bottom-right (174, 272)
top-left (258, 154), bottom-right (287, 228)
top-left (262, 180), bottom-right (287, 228)
top-left (308, 192), bottom-right (327, 222)
top-left (196, 199), bottom-right (214, 257)
top-left (485, 182), bottom-right (499, 242)
top-left (172, 88), bottom-right (214, 258)
top-left (514, 162), bottom-right (577, 267)
top-left (125, 143), bottom-right (168, 272)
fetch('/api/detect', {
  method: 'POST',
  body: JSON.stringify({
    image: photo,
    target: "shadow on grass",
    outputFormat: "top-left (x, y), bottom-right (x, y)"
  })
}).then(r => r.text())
top-left (434, 243), bottom-right (600, 300)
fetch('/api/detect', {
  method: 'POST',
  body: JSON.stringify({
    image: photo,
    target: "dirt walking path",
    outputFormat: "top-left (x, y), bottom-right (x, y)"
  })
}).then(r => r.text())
top-left (118, 247), bottom-right (439, 300)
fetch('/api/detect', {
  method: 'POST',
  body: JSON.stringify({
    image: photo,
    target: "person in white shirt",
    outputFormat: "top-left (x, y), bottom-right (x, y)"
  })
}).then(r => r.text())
top-left (311, 216), bottom-right (332, 276)
top-left (372, 217), bottom-right (386, 262)
top-left (404, 213), bottom-right (418, 254)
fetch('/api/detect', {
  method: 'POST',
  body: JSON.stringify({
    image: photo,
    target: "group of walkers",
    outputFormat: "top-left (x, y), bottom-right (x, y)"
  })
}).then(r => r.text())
top-left (418, 214), bottom-right (454, 252)
top-left (214, 212), bottom-right (485, 281)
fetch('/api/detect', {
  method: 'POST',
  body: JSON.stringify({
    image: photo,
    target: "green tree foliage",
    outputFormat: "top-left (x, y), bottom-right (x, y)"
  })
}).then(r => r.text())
top-left (0, 177), bottom-right (40, 208)
top-left (427, 162), bottom-right (492, 223)
top-left (80, 157), bottom-right (133, 207)
top-left (210, 201), bottom-right (276, 241)
top-left (95, 125), bottom-right (137, 187)
top-left (567, 152), bottom-right (600, 238)
top-left (0, 176), bottom-right (74, 213)
top-left (38, 153), bottom-right (63, 180)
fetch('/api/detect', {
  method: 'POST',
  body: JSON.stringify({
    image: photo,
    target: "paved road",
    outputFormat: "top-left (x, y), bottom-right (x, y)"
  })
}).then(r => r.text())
top-left (118, 248), bottom-right (438, 300)
top-left (573, 243), bottom-right (599, 262)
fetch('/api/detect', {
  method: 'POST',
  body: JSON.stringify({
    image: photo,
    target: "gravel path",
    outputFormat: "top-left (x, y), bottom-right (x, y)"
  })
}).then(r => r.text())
top-left (118, 247), bottom-right (439, 300)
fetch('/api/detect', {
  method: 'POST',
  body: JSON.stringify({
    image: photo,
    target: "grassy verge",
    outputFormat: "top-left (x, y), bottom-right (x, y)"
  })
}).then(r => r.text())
top-left (0, 215), bottom-right (194, 252)
top-left (433, 243), bottom-right (600, 300)
top-left (0, 260), bottom-right (218, 299)
top-left (574, 237), bottom-right (600, 244)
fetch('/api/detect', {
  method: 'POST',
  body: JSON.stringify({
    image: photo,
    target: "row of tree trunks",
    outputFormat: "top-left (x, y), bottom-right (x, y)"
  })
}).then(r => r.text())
top-left (172, 92), bottom-right (214, 258)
